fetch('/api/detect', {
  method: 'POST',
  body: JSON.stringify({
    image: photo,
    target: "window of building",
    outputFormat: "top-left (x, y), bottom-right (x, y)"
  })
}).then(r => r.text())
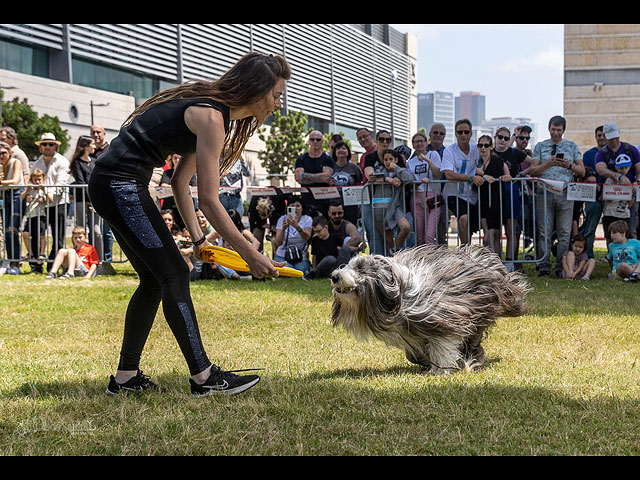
top-left (0, 37), bottom-right (49, 78)
top-left (72, 56), bottom-right (160, 99)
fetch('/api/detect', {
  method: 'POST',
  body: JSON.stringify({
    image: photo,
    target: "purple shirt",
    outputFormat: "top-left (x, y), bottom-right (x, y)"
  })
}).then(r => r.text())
top-left (594, 142), bottom-right (640, 182)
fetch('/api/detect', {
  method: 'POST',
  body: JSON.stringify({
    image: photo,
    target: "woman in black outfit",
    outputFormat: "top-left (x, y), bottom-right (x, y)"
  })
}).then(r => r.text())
top-left (90, 53), bottom-right (291, 396)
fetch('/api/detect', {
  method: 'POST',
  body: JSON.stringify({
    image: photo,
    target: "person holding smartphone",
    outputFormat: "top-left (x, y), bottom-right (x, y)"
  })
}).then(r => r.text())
top-left (527, 115), bottom-right (585, 277)
top-left (273, 198), bottom-right (312, 274)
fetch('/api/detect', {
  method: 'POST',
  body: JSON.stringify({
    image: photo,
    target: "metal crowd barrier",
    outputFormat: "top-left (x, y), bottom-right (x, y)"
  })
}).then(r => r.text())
top-left (2, 178), bottom-right (574, 274)
top-left (0, 184), bottom-right (120, 270)
top-left (360, 177), bottom-right (554, 271)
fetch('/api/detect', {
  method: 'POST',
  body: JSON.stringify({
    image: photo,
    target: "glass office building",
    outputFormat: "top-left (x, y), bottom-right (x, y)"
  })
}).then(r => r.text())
top-left (0, 24), bottom-right (417, 148)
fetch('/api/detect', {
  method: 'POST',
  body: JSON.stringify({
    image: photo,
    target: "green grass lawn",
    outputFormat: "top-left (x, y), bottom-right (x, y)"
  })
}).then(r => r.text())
top-left (1, 248), bottom-right (639, 455)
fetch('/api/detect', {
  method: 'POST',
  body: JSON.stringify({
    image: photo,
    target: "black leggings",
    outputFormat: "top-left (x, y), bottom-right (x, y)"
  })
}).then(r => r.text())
top-left (88, 166), bottom-right (211, 376)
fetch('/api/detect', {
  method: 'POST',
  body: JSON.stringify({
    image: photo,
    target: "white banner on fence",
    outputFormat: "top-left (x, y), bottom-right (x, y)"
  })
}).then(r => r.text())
top-left (539, 178), bottom-right (565, 195)
top-left (602, 183), bottom-right (633, 201)
top-left (308, 186), bottom-right (341, 200)
top-left (279, 187), bottom-right (308, 195)
top-left (567, 182), bottom-right (597, 202)
top-left (247, 187), bottom-right (278, 196)
top-left (342, 186), bottom-right (370, 206)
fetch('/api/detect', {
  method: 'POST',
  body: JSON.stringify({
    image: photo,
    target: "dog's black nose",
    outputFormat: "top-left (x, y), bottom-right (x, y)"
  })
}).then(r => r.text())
top-left (330, 272), bottom-right (340, 284)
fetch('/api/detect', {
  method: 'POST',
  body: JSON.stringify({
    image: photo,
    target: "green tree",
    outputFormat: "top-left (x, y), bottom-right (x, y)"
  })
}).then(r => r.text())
top-left (258, 110), bottom-right (308, 175)
top-left (0, 93), bottom-right (70, 160)
top-left (322, 131), bottom-right (352, 153)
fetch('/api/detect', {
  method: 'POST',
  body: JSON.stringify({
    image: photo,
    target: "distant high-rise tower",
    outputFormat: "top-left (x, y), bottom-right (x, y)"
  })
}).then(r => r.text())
top-left (418, 91), bottom-right (455, 146)
top-left (455, 91), bottom-right (486, 128)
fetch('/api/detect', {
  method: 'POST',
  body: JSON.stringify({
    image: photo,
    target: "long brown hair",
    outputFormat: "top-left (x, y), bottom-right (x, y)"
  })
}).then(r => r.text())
top-left (123, 52), bottom-right (291, 176)
top-left (69, 135), bottom-right (94, 174)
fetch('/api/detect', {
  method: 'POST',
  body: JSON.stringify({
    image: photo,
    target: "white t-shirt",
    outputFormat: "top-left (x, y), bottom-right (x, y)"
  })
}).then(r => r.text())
top-left (441, 142), bottom-right (480, 204)
top-left (275, 214), bottom-right (312, 259)
top-left (407, 151), bottom-right (442, 193)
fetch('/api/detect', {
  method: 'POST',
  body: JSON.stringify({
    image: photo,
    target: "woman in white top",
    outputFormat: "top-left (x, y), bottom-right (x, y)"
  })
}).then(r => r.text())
top-left (407, 133), bottom-right (442, 246)
top-left (274, 198), bottom-right (312, 274)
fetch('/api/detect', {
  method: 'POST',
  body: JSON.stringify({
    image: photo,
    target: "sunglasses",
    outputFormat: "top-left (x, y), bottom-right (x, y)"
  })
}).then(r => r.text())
top-left (496, 134), bottom-right (510, 141)
top-left (456, 130), bottom-right (471, 135)
top-left (378, 137), bottom-right (392, 143)
top-left (477, 143), bottom-right (492, 149)
top-left (0, 150), bottom-right (10, 155)
top-left (40, 143), bottom-right (57, 147)
top-left (432, 131), bottom-right (445, 136)
top-left (517, 136), bottom-right (530, 141)
top-left (309, 138), bottom-right (323, 142)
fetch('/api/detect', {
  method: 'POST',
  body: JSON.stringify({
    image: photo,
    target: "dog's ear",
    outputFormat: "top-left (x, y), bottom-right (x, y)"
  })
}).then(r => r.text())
top-left (367, 260), bottom-right (404, 317)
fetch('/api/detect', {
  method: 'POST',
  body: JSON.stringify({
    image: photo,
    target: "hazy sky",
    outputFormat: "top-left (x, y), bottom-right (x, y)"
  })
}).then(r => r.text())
top-left (390, 24), bottom-right (565, 135)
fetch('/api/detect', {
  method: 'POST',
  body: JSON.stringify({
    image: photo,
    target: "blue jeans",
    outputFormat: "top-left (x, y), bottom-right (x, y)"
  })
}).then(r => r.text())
top-left (3, 188), bottom-right (23, 260)
top-left (580, 200), bottom-right (602, 259)
top-left (219, 193), bottom-right (243, 217)
top-left (536, 190), bottom-right (574, 274)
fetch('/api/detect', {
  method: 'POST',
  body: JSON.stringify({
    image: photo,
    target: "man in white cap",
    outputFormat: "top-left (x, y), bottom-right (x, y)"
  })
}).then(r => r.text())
top-left (31, 133), bottom-right (71, 272)
top-left (595, 121), bottom-right (640, 238)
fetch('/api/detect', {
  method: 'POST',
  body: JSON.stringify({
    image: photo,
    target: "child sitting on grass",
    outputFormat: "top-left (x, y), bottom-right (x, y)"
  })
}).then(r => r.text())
top-left (606, 220), bottom-right (640, 282)
top-left (561, 234), bottom-right (596, 280)
top-left (45, 226), bottom-right (99, 279)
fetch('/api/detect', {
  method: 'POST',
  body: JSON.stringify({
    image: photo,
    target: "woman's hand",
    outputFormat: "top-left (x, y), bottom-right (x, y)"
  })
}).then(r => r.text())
top-left (194, 240), bottom-right (214, 262)
top-left (246, 251), bottom-right (280, 278)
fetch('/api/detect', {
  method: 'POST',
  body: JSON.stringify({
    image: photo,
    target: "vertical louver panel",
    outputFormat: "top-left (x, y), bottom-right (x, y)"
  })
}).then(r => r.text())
top-left (332, 24), bottom-right (376, 130)
top-left (181, 24), bottom-right (251, 81)
top-left (68, 24), bottom-right (179, 79)
top-left (0, 24), bottom-right (64, 49)
top-left (251, 24), bottom-right (285, 56)
top-left (283, 24), bottom-right (333, 120)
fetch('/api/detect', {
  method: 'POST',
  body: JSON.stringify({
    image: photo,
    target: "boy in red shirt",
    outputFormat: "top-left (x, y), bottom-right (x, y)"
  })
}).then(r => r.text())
top-left (45, 226), bottom-right (99, 279)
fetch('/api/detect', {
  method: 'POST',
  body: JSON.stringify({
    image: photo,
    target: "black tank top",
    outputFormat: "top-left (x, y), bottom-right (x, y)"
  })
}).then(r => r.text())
top-left (96, 97), bottom-right (230, 181)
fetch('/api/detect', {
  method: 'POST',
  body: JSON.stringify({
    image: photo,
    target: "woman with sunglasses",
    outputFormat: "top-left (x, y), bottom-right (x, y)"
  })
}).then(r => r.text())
top-left (89, 53), bottom-right (291, 397)
top-left (492, 127), bottom-right (531, 268)
top-left (476, 135), bottom-right (511, 255)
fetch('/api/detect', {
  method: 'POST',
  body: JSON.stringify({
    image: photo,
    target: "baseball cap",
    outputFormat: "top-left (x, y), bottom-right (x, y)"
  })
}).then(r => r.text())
top-left (518, 125), bottom-right (532, 134)
top-left (603, 121), bottom-right (620, 140)
top-left (615, 153), bottom-right (632, 169)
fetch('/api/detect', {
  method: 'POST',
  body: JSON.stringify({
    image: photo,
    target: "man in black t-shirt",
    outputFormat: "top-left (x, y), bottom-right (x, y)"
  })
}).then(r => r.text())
top-left (295, 130), bottom-right (335, 218)
top-left (305, 216), bottom-right (352, 280)
top-left (493, 127), bottom-right (532, 267)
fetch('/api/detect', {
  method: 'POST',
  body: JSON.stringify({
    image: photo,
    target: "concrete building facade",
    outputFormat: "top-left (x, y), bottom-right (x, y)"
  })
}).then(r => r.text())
top-left (564, 24), bottom-right (640, 152)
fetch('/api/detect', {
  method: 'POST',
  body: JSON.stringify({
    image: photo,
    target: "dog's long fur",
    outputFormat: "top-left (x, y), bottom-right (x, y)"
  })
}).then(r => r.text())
top-left (331, 245), bottom-right (529, 374)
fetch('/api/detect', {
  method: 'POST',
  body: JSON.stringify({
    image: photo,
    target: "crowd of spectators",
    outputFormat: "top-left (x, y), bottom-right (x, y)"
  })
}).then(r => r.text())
top-left (3, 114), bottom-right (640, 283)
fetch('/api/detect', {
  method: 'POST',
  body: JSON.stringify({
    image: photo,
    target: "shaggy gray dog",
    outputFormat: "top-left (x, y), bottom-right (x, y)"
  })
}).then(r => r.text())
top-left (331, 245), bottom-right (529, 374)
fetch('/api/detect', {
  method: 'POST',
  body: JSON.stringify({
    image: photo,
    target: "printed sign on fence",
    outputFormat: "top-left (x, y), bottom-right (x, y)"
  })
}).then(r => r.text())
top-left (308, 186), bottom-right (341, 200)
top-left (247, 187), bottom-right (278, 196)
top-left (342, 186), bottom-right (370, 206)
top-left (279, 187), bottom-right (307, 195)
top-left (567, 182), bottom-right (597, 202)
top-left (602, 183), bottom-right (633, 201)
top-left (539, 178), bottom-right (565, 195)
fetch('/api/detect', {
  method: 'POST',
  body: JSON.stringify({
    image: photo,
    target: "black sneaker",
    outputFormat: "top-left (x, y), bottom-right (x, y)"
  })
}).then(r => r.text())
top-left (189, 365), bottom-right (261, 396)
top-left (106, 370), bottom-right (162, 394)
top-left (624, 273), bottom-right (639, 283)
